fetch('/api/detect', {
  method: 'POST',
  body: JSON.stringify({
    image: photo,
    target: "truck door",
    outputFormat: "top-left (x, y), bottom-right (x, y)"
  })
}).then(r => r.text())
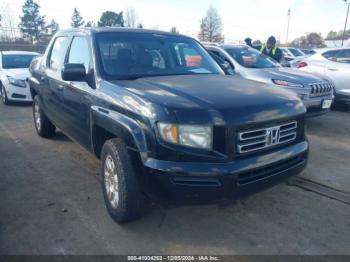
top-left (61, 36), bottom-right (94, 148)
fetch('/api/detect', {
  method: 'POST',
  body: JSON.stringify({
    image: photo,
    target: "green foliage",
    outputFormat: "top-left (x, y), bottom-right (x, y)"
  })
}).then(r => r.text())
top-left (326, 29), bottom-right (350, 39)
top-left (98, 11), bottom-right (124, 27)
top-left (19, 0), bottom-right (47, 43)
top-left (71, 8), bottom-right (85, 28)
top-left (46, 19), bottom-right (59, 36)
top-left (85, 21), bottom-right (96, 27)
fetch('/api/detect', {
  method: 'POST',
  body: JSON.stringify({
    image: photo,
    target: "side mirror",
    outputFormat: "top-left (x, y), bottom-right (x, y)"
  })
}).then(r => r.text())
top-left (62, 63), bottom-right (86, 81)
top-left (220, 61), bottom-right (235, 75)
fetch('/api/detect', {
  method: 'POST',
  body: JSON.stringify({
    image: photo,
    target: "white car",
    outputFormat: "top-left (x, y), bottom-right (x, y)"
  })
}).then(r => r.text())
top-left (280, 47), bottom-right (306, 60)
top-left (295, 48), bottom-right (350, 104)
top-left (0, 51), bottom-right (39, 104)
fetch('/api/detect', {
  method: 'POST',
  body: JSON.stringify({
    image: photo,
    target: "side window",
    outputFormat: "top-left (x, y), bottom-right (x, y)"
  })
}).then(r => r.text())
top-left (48, 37), bottom-right (71, 71)
top-left (67, 37), bottom-right (91, 73)
top-left (322, 50), bottom-right (341, 61)
top-left (336, 49), bottom-right (350, 64)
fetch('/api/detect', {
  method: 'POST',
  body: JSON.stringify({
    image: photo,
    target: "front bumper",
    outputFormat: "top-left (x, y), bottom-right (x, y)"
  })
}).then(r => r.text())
top-left (3, 82), bottom-right (33, 102)
top-left (143, 141), bottom-right (308, 201)
top-left (335, 90), bottom-right (350, 103)
top-left (303, 96), bottom-right (333, 118)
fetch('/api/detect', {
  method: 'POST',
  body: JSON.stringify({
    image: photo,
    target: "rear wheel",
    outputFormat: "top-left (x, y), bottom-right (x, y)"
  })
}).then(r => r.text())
top-left (101, 138), bottom-right (148, 223)
top-left (0, 84), bottom-right (9, 105)
top-left (33, 96), bottom-right (56, 138)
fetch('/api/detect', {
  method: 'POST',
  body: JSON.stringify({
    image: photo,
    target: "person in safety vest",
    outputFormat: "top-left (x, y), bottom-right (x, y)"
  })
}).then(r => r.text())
top-left (260, 36), bottom-right (283, 63)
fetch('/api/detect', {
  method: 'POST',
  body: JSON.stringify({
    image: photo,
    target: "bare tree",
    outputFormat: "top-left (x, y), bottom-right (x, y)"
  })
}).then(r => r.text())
top-left (0, 2), bottom-right (18, 41)
top-left (198, 6), bottom-right (224, 43)
top-left (125, 7), bottom-right (137, 28)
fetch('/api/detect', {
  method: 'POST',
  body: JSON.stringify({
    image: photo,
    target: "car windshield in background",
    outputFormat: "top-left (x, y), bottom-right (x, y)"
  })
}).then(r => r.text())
top-left (95, 32), bottom-right (222, 80)
top-left (225, 47), bottom-right (280, 68)
top-left (2, 54), bottom-right (36, 69)
top-left (288, 48), bottom-right (305, 57)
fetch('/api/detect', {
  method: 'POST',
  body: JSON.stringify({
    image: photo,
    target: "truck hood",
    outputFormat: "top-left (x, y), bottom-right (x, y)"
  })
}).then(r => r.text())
top-left (251, 67), bottom-right (327, 85)
top-left (111, 75), bottom-right (305, 125)
top-left (2, 68), bottom-right (30, 80)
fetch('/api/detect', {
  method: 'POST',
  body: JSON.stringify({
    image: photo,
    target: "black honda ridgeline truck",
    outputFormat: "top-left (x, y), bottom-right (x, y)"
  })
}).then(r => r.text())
top-left (28, 28), bottom-right (308, 223)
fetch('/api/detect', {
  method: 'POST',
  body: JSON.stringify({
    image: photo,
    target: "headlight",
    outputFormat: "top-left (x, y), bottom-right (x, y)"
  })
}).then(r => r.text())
top-left (157, 123), bottom-right (212, 150)
top-left (272, 79), bottom-right (303, 88)
top-left (7, 76), bottom-right (26, 88)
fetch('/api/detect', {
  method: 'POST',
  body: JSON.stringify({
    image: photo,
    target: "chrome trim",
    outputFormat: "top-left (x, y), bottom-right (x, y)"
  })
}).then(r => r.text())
top-left (237, 121), bottom-right (298, 154)
top-left (309, 82), bottom-right (333, 97)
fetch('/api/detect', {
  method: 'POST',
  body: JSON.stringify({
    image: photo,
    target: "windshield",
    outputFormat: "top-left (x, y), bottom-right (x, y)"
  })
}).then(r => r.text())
top-left (225, 47), bottom-right (280, 68)
top-left (2, 54), bottom-right (37, 69)
top-left (95, 32), bottom-right (223, 80)
top-left (288, 48), bottom-right (304, 57)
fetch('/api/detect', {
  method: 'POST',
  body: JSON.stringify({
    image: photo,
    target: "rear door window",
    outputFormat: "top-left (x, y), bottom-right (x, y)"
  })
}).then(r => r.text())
top-left (322, 50), bottom-right (341, 61)
top-left (335, 49), bottom-right (350, 64)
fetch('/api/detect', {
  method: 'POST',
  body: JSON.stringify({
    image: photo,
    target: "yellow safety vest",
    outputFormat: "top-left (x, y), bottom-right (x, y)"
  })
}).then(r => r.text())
top-left (260, 45), bottom-right (276, 55)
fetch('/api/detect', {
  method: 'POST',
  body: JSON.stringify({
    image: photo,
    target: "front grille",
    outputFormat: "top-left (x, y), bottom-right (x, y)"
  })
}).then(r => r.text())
top-left (309, 82), bottom-right (333, 97)
top-left (237, 121), bottom-right (297, 154)
top-left (11, 93), bottom-right (26, 99)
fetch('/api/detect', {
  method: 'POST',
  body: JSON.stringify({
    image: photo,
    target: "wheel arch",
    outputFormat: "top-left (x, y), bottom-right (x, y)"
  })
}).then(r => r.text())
top-left (90, 106), bottom-right (149, 161)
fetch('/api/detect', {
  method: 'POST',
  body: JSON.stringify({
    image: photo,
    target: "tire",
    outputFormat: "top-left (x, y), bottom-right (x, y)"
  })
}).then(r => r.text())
top-left (33, 96), bottom-right (56, 138)
top-left (1, 84), bottom-right (10, 105)
top-left (101, 138), bottom-right (148, 223)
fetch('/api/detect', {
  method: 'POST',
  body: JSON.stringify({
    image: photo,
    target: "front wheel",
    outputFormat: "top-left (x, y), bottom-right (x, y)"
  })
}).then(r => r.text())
top-left (33, 96), bottom-right (56, 138)
top-left (1, 84), bottom-right (9, 105)
top-left (101, 138), bottom-right (148, 223)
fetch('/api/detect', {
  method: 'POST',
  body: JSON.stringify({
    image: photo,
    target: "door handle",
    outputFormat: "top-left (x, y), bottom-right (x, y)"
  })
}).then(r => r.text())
top-left (58, 85), bottom-right (64, 91)
top-left (328, 68), bottom-right (339, 71)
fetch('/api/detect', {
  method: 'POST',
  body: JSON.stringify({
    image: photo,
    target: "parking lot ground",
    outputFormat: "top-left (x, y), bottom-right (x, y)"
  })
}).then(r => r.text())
top-left (0, 103), bottom-right (350, 255)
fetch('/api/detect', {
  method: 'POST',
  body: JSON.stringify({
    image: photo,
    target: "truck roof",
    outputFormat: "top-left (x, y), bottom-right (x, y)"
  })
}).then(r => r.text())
top-left (57, 27), bottom-right (192, 39)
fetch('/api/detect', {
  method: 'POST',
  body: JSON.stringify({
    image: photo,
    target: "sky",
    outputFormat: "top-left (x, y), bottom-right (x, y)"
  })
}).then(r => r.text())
top-left (2, 0), bottom-right (349, 43)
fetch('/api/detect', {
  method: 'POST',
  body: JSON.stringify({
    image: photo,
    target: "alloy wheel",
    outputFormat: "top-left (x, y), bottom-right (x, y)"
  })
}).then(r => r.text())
top-left (34, 102), bottom-right (41, 131)
top-left (104, 155), bottom-right (120, 208)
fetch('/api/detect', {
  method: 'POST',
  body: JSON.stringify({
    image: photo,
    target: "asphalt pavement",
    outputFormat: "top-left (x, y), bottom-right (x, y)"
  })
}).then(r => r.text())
top-left (0, 102), bottom-right (349, 255)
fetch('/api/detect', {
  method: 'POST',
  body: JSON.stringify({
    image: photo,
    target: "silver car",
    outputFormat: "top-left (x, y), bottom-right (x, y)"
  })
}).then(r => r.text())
top-left (204, 44), bottom-right (334, 117)
top-left (294, 47), bottom-right (350, 104)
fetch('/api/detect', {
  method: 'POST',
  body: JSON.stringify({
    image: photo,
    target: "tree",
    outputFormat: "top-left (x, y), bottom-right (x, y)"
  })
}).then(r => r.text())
top-left (85, 21), bottom-right (96, 27)
top-left (46, 19), bottom-right (59, 36)
top-left (0, 2), bottom-right (16, 41)
top-left (170, 27), bottom-right (179, 34)
top-left (98, 11), bottom-right (124, 27)
top-left (125, 7), bottom-right (137, 28)
top-left (71, 8), bottom-right (85, 28)
top-left (327, 30), bottom-right (338, 39)
top-left (198, 6), bottom-right (224, 43)
top-left (306, 32), bottom-right (324, 47)
top-left (290, 32), bottom-right (324, 48)
top-left (19, 0), bottom-right (47, 43)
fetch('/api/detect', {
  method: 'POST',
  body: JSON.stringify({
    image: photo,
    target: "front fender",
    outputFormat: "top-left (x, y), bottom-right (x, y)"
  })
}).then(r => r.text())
top-left (90, 106), bottom-right (149, 161)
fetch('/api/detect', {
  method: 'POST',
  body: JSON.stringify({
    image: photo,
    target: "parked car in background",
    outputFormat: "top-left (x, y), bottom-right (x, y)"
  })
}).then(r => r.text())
top-left (29, 28), bottom-right (308, 223)
top-left (295, 48), bottom-right (350, 104)
top-left (0, 51), bottom-right (39, 104)
top-left (301, 49), bottom-right (316, 55)
top-left (204, 44), bottom-right (334, 117)
top-left (280, 47), bottom-right (306, 61)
